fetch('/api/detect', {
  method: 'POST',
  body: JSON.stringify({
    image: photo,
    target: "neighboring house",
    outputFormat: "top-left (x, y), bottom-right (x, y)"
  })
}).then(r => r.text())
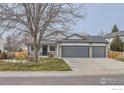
top-left (0, 37), bottom-right (4, 52)
top-left (104, 31), bottom-right (124, 48)
top-left (24, 31), bottom-right (108, 58)
top-left (4, 42), bottom-right (22, 52)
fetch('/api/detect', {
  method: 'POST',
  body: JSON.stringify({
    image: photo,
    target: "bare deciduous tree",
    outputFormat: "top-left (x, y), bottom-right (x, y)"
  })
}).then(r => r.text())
top-left (78, 31), bottom-right (89, 36)
top-left (0, 3), bottom-right (86, 63)
top-left (5, 33), bottom-right (22, 52)
top-left (97, 30), bottom-right (108, 37)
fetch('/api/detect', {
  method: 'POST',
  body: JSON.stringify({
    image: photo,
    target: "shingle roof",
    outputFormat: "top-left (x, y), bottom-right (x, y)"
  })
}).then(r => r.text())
top-left (104, 31), bottom-right (124, 38)
top-left (64, 33), bottom-right (85, 39)
top-left (86, 36), bottom-right (108, 43)
top-left (25, 33), bottom-right (108, 45)
top-left (57, 36), bottom-right (108, 43)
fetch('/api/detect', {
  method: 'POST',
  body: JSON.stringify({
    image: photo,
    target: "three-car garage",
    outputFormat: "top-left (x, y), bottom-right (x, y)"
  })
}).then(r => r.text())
top-left (62, 46), bottom-right (106, 58)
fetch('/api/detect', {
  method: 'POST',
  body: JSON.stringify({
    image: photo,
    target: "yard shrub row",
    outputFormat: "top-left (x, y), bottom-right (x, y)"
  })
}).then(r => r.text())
top-left (0, 52), bottom-right (15, 59)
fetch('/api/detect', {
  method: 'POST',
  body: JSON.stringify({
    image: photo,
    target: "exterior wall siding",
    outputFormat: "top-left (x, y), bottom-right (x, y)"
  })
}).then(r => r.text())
top-left (58, 45), bottom-right (62, 58)
top-left (92, 43), bottom-right (106, 46)
top-left (61, 43), bottom-right (90, 46)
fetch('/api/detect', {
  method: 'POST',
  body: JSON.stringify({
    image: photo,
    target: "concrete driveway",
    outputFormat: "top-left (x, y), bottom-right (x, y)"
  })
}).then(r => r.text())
top-left (64, 58), bottom-right (124, 75)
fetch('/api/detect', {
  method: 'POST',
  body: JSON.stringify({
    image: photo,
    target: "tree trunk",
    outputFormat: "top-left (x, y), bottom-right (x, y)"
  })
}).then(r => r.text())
top-left (33, 36), bottom-right (39, 63)
top-left (33, 45), bottom-right (38, 63)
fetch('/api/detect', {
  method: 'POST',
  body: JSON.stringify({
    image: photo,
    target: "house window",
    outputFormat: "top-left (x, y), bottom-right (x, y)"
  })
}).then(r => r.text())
top-left (50, 46), bottom-right (56, 51)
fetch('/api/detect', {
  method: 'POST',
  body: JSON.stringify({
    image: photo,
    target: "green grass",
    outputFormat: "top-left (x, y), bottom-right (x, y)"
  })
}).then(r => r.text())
top-left (116, 58), bottom-right (124, 62)
top-left (0, 58), bottom-right (71, 71)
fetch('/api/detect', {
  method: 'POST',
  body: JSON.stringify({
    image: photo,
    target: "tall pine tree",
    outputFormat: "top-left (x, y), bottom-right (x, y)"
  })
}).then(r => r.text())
top-left (112, 24), bottom-right (119, 33)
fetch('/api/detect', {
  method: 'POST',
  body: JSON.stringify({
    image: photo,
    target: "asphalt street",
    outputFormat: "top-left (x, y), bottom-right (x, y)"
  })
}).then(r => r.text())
top-left (0, 74), bottom-right (124, 85)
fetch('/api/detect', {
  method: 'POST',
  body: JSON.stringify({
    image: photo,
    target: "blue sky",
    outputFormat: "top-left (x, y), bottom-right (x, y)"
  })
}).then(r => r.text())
top-left (73, 3), bottom-right (124, 35)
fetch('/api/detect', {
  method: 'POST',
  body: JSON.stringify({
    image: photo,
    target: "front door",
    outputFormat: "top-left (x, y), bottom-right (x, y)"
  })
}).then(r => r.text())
top-left (43, 46), bottom-right (48, 56)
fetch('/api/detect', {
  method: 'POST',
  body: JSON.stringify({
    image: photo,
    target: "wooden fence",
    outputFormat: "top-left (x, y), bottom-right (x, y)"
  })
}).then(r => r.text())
top-left (15, 51), bottom-right (28, 59)
top-left (108, 51), bottom-right (124, 58)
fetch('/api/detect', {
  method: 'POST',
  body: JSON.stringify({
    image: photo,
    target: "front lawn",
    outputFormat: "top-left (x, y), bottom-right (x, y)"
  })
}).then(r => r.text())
top-left (0, 58), bottom-right (71, 71)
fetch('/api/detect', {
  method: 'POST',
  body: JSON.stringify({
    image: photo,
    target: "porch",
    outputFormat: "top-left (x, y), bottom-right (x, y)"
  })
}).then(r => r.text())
top-left (28, 45), bottom-right (58, 57)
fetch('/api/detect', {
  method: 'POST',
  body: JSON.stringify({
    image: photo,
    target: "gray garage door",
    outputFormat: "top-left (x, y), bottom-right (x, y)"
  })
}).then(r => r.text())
top-left (92, 46), bottom-right (106, 58)
top-left (62, 46), bottom-right (89, 58)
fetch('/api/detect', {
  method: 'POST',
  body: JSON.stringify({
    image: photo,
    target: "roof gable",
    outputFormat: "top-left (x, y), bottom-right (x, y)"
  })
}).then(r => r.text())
top-left (64, 33), bottom-right (85, 40)
top-left (43, 31), bottom-right (67, 40)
